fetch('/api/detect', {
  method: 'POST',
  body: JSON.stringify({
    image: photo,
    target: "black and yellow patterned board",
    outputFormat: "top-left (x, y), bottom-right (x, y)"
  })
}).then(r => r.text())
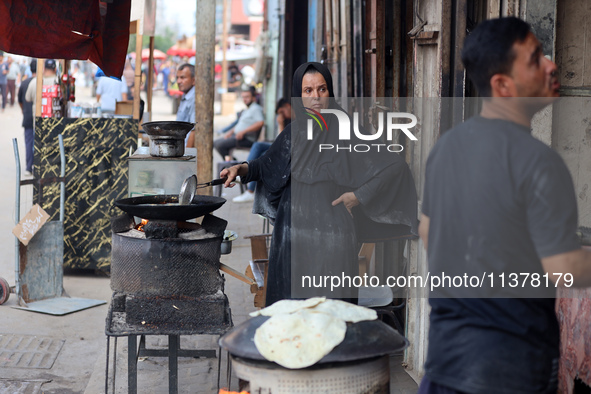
top-left (34, 117), bottom-right (138, 271)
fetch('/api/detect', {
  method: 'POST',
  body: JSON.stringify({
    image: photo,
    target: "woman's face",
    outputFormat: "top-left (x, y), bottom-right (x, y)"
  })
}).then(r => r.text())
top-left (302, 72), bottom-right (330, 112)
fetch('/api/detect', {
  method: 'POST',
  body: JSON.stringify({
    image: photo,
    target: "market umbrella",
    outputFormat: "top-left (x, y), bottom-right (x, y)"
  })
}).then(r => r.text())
top-left (166, 45), bottom-right (196, 57)
top-left (128, 49), bottom-right (167, 62)
top-left (144, 48), bottom-right (166, 61)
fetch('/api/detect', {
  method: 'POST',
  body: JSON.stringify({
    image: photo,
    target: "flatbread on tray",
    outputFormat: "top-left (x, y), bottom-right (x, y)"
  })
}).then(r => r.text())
top-left (254, 309), bottom-right (347, 369)
top-left (249, 297), bottom-right (326, 317)
top-left (309, 299), bottom-right (377, 323)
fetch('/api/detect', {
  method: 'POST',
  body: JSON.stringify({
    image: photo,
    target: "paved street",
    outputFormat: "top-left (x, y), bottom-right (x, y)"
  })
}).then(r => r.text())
top-left (0, 86), bottom-right (417, 393)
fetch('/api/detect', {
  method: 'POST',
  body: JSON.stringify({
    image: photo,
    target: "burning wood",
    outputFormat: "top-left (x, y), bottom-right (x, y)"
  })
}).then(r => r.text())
top-left (136, 219), bottom-right (148, 231)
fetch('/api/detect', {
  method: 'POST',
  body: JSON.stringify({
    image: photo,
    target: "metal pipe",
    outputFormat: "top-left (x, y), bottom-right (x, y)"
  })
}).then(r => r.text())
top-left (113, 337), bottom-right (117, 394)
top-left (12, 138), bottom-right (21, 299)
top-left (105, 336), bottom-right (110, 394)
top-left (58, 134), bottom-right (65, 223)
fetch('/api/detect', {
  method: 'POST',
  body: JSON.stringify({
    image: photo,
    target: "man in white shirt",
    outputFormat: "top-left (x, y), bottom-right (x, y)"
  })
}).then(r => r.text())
top-left (96, 73), bottom-right (128, 114)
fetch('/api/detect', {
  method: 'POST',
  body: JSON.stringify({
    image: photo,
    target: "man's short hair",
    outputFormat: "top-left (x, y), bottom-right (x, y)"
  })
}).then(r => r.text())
top-left (461, 17), bottom-right (531, 97)
top-left (275, 98), bottom-right (289, 113)
top-left (178, 63), bottom-right (195, 78)
top-left (45, 59), bottom-right (57, 71)
top-left (30, 59), bottom-right (37, 74)
top-left (242, 86), bottom-right (256, 96)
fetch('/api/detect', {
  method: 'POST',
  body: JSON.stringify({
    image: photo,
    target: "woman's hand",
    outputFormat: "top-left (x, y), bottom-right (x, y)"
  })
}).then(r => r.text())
top-left (331, 192), bottom-right (360, 215)
top-left (220, 163), bottom-right (248, 188)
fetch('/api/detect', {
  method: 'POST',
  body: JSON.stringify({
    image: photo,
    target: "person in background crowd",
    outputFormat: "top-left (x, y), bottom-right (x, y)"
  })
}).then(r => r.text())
top-left (418, 17), bottom-right (591, 394)
top-left (213, 87), bottom-right (264, 162)
top-left (25, 59), bottom-right (58, 112)
top-left (176, 63), bottom-right (196, 147)
top-left (122, 58), bottom-right (135, 100)
top-left (18, 59), bottom-right (36, 177)
top-left (0, 53), bottom-right (8, 111)
top-left (227, 61), bottom-right (243, 92)
top-left (19, 59), bottom-right (31, 81)
top-left (216, 86), bottom-right (260, 137)
top-left (6, 56), bottom-right (19, 106)
top-left (95, 69), bottom-right (128, 115)
top-left (160, 60), bottom-right (171, 96)
top-left (233, 98), bottom-right (292, 203)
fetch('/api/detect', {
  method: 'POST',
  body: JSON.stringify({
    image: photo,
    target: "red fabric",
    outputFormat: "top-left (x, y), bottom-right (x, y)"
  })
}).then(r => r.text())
top-left (0, 0), bottom-right (131, 78)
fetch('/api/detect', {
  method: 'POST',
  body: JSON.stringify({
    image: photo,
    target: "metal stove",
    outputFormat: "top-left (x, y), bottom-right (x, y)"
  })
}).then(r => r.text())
top-left (105, 194), bottom-right (232, 394)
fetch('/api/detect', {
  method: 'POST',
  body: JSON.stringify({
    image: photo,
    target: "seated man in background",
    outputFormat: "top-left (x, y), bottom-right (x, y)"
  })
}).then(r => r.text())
top-left (213, 88), bottom-right (264, 162)
top-left (233, 98), bottom-right (291, 203)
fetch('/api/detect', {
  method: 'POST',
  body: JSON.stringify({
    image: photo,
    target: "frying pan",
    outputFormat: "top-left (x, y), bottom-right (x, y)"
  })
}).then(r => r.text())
top-left (114, 194), bottom-right (226, 221)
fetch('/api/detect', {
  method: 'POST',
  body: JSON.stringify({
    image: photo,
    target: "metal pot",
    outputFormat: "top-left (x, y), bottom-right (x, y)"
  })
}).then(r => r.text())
top-left (149, 136), bottom-right (185, 157)
top-left (142, 121), bottom-right (196, 157)
top-left (220, 230), bottom-right (237, 254)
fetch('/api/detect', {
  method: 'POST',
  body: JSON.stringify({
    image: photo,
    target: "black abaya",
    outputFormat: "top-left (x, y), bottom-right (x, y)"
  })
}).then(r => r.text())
top-left (242, 62), bottom-right (418, 305)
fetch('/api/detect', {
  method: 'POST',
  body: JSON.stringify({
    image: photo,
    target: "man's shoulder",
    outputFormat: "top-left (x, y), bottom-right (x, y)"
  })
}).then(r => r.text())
top-left (25, 77), bottom-right (36, 94)
top-left (248, 102), bottom-right (264, 113)
top-left (183, 86), bottom-right (196, 100)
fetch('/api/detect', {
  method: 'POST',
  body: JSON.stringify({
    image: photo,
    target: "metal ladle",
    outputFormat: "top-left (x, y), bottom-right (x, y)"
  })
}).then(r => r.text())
top-left (179, 175), bottom-right (228, 205)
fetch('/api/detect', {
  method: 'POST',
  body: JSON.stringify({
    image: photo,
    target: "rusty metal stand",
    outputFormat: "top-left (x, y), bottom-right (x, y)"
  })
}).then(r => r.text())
top-left (104, 297), bottom-right (233, 394)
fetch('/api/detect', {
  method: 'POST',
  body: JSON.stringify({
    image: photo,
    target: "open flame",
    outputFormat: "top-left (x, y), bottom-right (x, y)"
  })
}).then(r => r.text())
top-left (136, 219), bottom-right (148, 232)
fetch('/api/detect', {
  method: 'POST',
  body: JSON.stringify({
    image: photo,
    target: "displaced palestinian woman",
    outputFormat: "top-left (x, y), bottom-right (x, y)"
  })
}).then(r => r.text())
top-left (221, 62), bottom-right (418, 306)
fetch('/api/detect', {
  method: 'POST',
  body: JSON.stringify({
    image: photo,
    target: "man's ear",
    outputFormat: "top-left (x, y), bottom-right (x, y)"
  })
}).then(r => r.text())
top-left (489, 74), bottom-right (514, 97)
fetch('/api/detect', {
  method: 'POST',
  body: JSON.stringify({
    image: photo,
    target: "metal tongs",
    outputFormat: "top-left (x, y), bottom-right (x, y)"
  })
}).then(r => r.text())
top-left (178, 175), bottom-right (227, 205)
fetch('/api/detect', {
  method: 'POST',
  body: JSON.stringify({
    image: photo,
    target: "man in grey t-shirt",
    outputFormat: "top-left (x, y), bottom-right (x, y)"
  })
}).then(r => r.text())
top-left (213, 88), bottom-right (264, 161)
top-left (419, 17), bottom-right (591, 394)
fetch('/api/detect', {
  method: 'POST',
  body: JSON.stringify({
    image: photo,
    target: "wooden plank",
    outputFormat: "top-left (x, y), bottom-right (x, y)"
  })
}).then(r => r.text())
top-left (219, 263), bottom-right (256, 285)
top-left (147, 36), bottom-right (154, 116)
top-left (488, 0), bottom-right (501, 19)
top-left (221, 0), bottom-right (228, 90)
top-left (340, 0), bottom-right (352, 97)
top-left (325, 0), bottom-right (333, 66)
top-left (195, 0), bottom-right (215, 193)
top-left (358, 243), bottom-right (375, 276)
top-left (133, 20), bottom-right (142, 122)
top-left (35, 59), bottom-right (44, 117)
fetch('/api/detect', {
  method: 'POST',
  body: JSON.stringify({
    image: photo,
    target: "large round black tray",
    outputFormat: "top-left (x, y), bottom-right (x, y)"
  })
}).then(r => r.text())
top-left (114, 194), bottom-right (226, 221)
top-left (219, 315), bottom-right (408, 365)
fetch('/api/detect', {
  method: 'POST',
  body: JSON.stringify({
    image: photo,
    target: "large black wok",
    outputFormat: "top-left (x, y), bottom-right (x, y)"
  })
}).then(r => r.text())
top-left (219, 315), bottom-right (408, 364)
top-left (114, 195), bottom-right (226, 221)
